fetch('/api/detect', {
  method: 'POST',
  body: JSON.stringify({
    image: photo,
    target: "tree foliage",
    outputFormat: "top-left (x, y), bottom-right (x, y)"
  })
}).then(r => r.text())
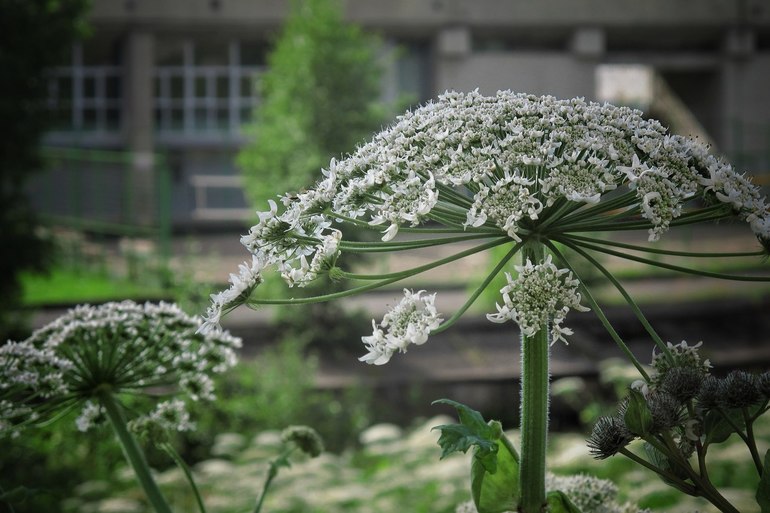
top-left (237, 0), bottom-right (388, 209)
top-left (0, 0), bottom-right (90, 339)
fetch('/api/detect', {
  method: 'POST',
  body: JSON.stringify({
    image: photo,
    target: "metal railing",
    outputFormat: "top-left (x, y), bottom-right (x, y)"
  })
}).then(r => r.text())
top-left (32, 146), bottom-right (172, 259)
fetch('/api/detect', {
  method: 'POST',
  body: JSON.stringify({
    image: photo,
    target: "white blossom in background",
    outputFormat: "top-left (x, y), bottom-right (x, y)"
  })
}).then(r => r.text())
top-left (487, 255), bottom-right (589, 344)
top-left (359, 289), bottom-right (442, 365)
top-left (203, 90), bottom-right (770, 360)
top-left (1, 301), bottom-right (241, 437)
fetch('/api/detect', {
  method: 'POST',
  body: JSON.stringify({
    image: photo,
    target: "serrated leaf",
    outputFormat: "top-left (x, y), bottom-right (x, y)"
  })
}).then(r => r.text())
top-left (546, 490), bottom-right (583, 513)
top-left (432, 399), bottom-right (502, 472)
top-left (703, 409), bottom-right (745, 445)
top-left (471, 436), bottom-right (520, 513)
top-left (433, 423), bottom-right (499, 468)
top-left (434, 399), bottom-right (495, 434)
top-left (624, 389), bottom-right (653, 436)
top-left (757, 450), bottom-right (770, 512)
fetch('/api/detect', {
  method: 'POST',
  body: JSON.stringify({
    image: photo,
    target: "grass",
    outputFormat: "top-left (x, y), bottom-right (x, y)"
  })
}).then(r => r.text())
top-left (20, 268), bottom-right (168, 307)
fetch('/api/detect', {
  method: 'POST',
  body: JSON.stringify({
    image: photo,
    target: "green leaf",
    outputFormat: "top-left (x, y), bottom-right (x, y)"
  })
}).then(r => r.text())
top-left (624, 389), bottom-right (653, 436)
top-left (703, 409), bottom-right (745, 445)
top-left (471, 437), bottom-right (520, 513)
top-left (432, 399), bottom-right (502, 472)
top-left (0, 486), bottom-right (31, 502)
top-left (757, 450), bottom-right (770, 512)
top-left (546, 490), bottom-right (583, 513)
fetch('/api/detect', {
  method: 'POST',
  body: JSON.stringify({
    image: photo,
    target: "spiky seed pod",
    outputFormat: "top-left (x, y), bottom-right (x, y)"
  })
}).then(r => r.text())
top-left (659, 366), bottom-right (704, 403)
top-left (719, 370), bottom-right (761, 409)
top-left (587, 416), bottom-right (634, 460)
top-left (696, 376), bottom-right (722, 412)
top-left (647, 392), bottom-right (684, 433)
top-left (757, 371), bottom-right (770, 398)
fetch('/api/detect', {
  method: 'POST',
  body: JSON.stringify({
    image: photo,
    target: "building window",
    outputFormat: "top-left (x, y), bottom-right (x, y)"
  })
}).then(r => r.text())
top-left (154, 40), bottom-right (265, 134)
top-left (47, 43), bottom-right (122, 133)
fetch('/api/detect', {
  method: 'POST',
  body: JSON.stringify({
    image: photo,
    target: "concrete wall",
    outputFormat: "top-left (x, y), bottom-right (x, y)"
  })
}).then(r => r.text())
top-left (92, 0), bottom-right (770, 30)
top-left (436, 52), bottom-right (597, 99)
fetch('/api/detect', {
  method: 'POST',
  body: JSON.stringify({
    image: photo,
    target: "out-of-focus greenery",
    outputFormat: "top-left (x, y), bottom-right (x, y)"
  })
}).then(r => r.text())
top-left (0, 0), bottom-right (90, 339)
top-left (20, 268), bottom-right (166, 306)
top-left (237, 0), bottom-right (388, 209)
top-left (20, 230), bottom-right (214, 313)
top-left (54, 408), bottom-right (770, 513)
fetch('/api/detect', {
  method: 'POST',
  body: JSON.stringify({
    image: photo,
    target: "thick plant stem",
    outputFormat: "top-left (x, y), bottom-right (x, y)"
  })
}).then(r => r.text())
top-left (519, 242), bottom-right (549, 513)
top-left (98, 390), bottom-right (173, 513)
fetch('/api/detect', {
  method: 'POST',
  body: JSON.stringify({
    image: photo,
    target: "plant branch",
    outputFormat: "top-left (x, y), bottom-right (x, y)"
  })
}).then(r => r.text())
top-left (98, 391), bottom-right (173, 513)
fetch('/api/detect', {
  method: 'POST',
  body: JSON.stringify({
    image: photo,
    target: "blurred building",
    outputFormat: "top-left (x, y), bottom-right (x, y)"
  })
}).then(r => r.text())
top-left (34, 0), bottom-right (770, 230)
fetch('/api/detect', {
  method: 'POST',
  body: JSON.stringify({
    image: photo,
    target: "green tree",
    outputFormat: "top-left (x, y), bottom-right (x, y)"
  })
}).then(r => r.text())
top-left (0, 0), bottom-right (90, 340)
top-left (237, 0), bottom-right (388, 208)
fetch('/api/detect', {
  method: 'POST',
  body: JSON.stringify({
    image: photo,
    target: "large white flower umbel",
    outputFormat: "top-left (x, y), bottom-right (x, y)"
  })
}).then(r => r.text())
top-left (205, 90), bottom-right (769, 513)
top-left (204, 90), bottom-right (769, 350)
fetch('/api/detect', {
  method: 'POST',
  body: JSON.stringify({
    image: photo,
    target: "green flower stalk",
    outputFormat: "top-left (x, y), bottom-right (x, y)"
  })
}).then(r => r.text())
top-left (1, 301), bottom-right (241, 513)
top-left (204, 91), bottom-right (770, 513)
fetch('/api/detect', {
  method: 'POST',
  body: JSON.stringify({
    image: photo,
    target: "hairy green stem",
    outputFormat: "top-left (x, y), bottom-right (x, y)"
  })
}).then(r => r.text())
top-left (518, 242), bottom-right (549, 513)
top-left (98, 391), bottom-right (172, 513)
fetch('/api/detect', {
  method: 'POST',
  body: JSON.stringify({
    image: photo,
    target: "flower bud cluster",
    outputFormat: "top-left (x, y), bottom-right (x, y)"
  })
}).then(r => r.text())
top-left (1, 301), bottom-right (241, 437)
top-left (281, 425), bottom-right (324, 457)
top-left (589, 340), bottom-right (770, 461)
top-left (487, 254), bottom-right (589, 345)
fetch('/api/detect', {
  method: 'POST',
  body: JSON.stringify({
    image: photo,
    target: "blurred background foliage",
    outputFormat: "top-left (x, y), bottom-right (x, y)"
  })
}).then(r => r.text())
top-left (0, 0), bottom-right (90, 340)
top-left (236, 0), bottom-right (390, 210)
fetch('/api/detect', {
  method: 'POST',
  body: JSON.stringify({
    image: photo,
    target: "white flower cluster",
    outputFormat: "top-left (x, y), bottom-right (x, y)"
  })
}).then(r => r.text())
top-left (487, 255), bottom-right (589, 344)
top-left (1, 301), bottom-right (241, 436)
top-left (545, 473), bottom-right (651, 513)
top-left (359, 289), bottom-right (442, 365)
top-left (199, 255), bottom-right (264, 334)
top-left (651, 340), bottom-right (712, 385)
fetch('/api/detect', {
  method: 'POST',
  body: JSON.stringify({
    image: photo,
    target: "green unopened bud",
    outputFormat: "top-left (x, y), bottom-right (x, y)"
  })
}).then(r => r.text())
top-left (328, 266), bottom-right (345, 282)
top-left (129, 417), bottom-right (170, 445)
top-left (281, 425), bottom-right (324, 457)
